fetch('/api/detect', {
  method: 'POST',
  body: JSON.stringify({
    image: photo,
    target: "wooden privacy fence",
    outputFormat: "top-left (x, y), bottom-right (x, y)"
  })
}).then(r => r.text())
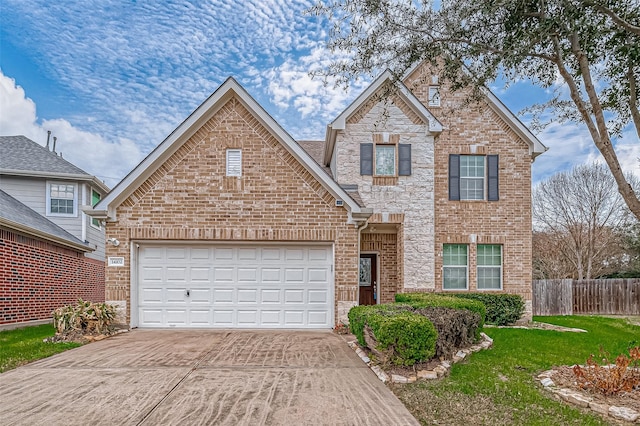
top-left (533, 279), bottom-right (640, 316)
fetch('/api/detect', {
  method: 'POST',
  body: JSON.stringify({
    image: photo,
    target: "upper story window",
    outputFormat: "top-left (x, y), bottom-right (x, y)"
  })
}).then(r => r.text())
top-left (47, 182), bottom-right (77, 217)
top-left (360, 135), bottom-right (411, 178)
top-left (449, 154), bottom-right (499, 201)
top-left (91, 188), bottom-right (102, 228)
top-left (461, 155), bottom-right (485, 200)
top-left (226, 149), bottom-right (242, 177)
top-left (375, 145), bottom-right (396, 176)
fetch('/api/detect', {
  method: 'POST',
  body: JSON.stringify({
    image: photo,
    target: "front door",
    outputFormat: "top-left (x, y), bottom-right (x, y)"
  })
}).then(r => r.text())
top-left (359, 253), bottom-right (377, 305)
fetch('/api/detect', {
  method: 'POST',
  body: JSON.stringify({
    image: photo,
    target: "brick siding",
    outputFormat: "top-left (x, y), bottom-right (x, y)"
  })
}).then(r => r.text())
top-left (105, 96), bottom-right (359, 325)
top-left (0, 227), bottom-right (105, 326)
top-left (405, 63), bottom-right (534, 318)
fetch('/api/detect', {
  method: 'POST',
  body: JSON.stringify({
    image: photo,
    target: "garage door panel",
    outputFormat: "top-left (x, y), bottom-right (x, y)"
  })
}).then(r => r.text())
top-left (166, 248), bottom-right (187, 260)
top-left (308, 311), bottom-right (329, 325)
top-left (237, 268), bottom-right (258, 282)
top-left (284, 311), bottom-right (304, 325)
top-left (237, 289), bottom-right (258, 303)
top-left (213, 289), bottom-right (234, 303)
top-left (189, 288), bottom-right (212, 304)
top-left (166, 288), bottom-right (187, 304)
top-left (237, 310), bottom-right (258, 325)
top-left (261, 268), bottom-right (281, 282)
top-left (308, 290), bottom-right (328, 304)
top-left (285, 268), bottom-right (304, 282)
top-left (284, 289), bottom-right (304, 304)
top-left (138, 244), bottom-right (333, 328)
top-left (308, 268), bottom-right (329, 283)
top-left (190, 267), bottom-right (211, 282)
top-left (261, 289), bottom-right (280, 303)
top-left (214, 267), bottom-right (234, 282)
top-left (140, 309), bottom-right (163, 325)
top-left (141, 288), bottom-right (163, 304)
top-left (189, 309), bottom-right (211, 325)
top-left (213, 310), bottom-right (234, 325)
top-left (166, 309), bottom-right (187, 325)
top-left (166, 267), bottom-right (187, 282)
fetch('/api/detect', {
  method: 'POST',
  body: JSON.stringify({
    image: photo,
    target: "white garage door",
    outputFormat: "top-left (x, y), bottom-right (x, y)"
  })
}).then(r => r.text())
top-left (136, 244), bottom-right (334, 328)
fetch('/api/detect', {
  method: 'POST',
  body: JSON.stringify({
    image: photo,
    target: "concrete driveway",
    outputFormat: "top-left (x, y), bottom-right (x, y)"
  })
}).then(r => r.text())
top-left (0, 330), bottom-right (418, 425)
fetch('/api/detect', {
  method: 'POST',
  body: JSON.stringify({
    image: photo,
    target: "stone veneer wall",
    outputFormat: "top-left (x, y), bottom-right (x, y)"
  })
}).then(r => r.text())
top-left (405, 64), bottom-right (534, 318)
top-left (104, 96), bottom-right (359, 325)
top-left (335, 96), bottom-right (436, 290)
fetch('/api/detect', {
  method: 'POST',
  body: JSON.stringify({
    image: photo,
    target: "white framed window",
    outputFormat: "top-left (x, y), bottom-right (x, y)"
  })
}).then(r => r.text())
top-left (477, 244), bottom-right (502, 290)
top-left (46, 182), bottom-right (77, 217)
top-left (91, 188), bottom-right (102, 229)
top-left (443, 244), bottom-right (468, 290)
top-left (226, 149), bottom-right (242, 177)
top-left (428, 86), bottom-right (441, 107)
top-left (375, 145), bottom-right (396, 176)
top-left (460, 155), bottom-right (485, 200)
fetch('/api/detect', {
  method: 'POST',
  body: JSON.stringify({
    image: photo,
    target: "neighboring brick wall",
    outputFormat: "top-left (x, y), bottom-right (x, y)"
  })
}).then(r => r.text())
top-left (105, 96), bottom-right (359, 325)
top-left (0, 227), bottom-right (105, 326)
top-left (336, 97), bottom-right (436, 290)
top-left (405, 63), bottom-right (534, 318)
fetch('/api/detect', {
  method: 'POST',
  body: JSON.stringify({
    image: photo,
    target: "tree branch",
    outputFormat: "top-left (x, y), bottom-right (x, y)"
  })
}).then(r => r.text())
top-left (583, 1), bottom-right (640, 35)
top-left (629, 66), bottom-right (640, 139)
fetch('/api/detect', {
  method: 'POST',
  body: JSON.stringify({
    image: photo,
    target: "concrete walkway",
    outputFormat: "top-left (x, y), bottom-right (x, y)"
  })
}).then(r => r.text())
top-left (0, 330), bottom-right (418, 425)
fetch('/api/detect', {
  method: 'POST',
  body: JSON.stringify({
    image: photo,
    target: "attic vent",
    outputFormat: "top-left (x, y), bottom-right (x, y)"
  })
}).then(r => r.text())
top-left (335, 200), bottom-right (344, 207)
top-left (226, 149), bottom-right (242, 177)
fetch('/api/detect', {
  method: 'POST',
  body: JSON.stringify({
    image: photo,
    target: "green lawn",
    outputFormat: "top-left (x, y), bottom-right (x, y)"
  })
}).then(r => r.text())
top-left (0, 324), bottom-right (81, 373)
top-left (392, 316), bottom-right (640, 425)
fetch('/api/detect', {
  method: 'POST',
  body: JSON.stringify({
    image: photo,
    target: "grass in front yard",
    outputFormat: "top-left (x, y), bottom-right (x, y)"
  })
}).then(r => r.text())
top-left (0, 324), bottom-right (81, 373)
top-left (392, 316), bottom-right (640, 425)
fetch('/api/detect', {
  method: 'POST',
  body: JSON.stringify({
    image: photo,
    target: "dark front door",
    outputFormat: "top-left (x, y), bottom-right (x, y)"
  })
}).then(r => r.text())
top-left (359, 253), bottom-right (377, 305)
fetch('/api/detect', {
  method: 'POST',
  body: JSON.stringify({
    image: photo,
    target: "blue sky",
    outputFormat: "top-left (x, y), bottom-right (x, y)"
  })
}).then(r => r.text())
top-left (1, 0), bottom-right (636, 188)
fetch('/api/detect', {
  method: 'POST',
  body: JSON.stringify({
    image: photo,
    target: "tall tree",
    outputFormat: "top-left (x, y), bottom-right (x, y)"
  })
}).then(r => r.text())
top-left (312, 0), bottom-right (640, 218)
top-left (533, 163), bottom-right (637, 279)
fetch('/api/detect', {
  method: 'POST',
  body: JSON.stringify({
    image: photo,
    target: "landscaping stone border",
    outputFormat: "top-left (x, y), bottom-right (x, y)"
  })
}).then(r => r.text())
top-left (537, 369), bottom-right (640, 423)
top-left (347, 332), bottom-right (494, 384)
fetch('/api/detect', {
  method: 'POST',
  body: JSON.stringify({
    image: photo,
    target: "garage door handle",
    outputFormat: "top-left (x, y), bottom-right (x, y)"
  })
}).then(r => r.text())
top-left (185, 290), bottom-right (190, 297)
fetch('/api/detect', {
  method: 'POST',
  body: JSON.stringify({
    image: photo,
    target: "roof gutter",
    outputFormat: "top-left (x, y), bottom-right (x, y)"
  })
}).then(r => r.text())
top-left (0, 169), bottom-right (110, 193)
top-left (0, 219), bottom-right (93, 253)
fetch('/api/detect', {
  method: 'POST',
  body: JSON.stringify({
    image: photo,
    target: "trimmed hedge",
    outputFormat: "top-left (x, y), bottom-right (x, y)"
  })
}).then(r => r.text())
top-left (413, 306), bottom-right (481, 358)
top-left (348, 304), bottom-right (437, 366)
top-left (437, 293), bottom-right (525, 326)
top-left (395, 293), bottom-right (486, 330)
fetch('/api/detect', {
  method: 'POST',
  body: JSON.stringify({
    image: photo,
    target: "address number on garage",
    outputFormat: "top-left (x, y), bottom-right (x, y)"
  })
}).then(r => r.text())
top-left (108, 257), bottom-right (125, 267)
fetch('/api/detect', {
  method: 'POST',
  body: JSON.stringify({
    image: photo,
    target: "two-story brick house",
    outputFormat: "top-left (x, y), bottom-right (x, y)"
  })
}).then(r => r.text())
top-left (91, 62), bottom-right (545, 329)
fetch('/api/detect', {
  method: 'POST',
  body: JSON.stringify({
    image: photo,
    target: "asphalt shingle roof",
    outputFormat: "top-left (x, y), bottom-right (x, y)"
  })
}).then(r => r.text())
top-left (0, 135), bottom-right (90, 175)
top-left (0, 189), bottom-right (89, 250)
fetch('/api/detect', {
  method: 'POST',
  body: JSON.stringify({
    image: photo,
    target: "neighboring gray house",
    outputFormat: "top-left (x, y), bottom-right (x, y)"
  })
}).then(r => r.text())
top-left (0, 135), bottom-right (109, 260)
top-left (0, 135), bottom-right (109, 327)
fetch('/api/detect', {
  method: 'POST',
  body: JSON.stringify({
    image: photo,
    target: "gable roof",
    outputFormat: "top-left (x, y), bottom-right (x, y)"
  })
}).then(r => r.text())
top-left (0, 135), bottom-right (109, 192)
top-left (402, 62), bottom-right (547, 159)
top-left (93, 78), bottom-right (371, 222)
top-left (323, 70), bottom-right (444, 165)
top-left (0, 189), bottom-right (92, 252)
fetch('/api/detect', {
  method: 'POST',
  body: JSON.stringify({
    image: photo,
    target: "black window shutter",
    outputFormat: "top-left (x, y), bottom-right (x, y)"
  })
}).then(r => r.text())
top-left (360, 143), bottom-right (373, 175)
top-left (449, 154), bottom-right (460, 201)
top-left (398, 144), bottom-right (411, 176)
top-left (487, 154), bottom-right (499, 201)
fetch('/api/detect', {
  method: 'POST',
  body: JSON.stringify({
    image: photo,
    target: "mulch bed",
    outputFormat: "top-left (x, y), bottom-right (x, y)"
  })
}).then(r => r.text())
top-left (549, 366), bottom-right (640, 414)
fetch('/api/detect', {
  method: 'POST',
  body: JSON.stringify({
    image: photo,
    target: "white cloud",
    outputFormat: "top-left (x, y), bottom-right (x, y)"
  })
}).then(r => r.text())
top-left (0, 70), bottom-right (143, 188)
